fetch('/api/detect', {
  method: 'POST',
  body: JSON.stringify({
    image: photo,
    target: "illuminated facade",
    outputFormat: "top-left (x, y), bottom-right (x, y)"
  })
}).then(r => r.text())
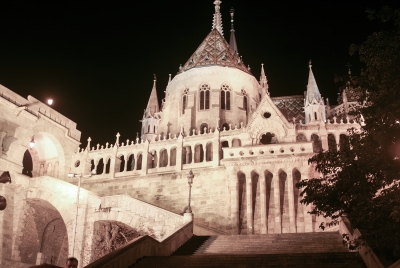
top-left (0, 1), bottom-right (359, 267)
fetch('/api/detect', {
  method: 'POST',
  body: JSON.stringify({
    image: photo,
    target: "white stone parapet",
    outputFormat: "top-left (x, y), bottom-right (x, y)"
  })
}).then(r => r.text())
top-left (221, 141), bottom-right (313, 160)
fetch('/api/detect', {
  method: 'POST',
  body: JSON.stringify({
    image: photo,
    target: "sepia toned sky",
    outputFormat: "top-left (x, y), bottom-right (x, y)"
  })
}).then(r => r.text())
top-left (0, 0), bottom-right (399, 146)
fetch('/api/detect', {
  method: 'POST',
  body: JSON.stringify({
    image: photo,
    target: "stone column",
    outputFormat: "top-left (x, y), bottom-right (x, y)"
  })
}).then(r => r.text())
top-left (202, 143), bottom-right (207, 163)
top-left (287, 169), bottom-right (296, 233)
top-left (301, 171), bottom-right (313, 232)
top-left (102, 161), bottom-right (107, 174)
top-left (175, 134), bottom-right (183, 171)
top-left (0, 132), bottom-right (6, 154)
top-left (273, 170), bottom-right (281, 233)
top-left (228, 168), bottom-right (239, 235)
top-left (141, 140), bottom-right (149, 175)
top-left (212, 128), bottom-right (220, 167)
top-left (134, 152), bottom-right (138, 170)
top-left (260, 170), bottom-right (267, 234)
top-left (246, 171), bottom-right (253, 234)
top-left (123, 154), bottom-right (128, 172)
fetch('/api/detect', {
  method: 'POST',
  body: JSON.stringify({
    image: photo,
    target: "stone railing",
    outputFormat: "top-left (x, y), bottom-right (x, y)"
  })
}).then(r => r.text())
top-left (99, 195), bottom-right (184, 240)
top-left (221, 141), bottom-right (313, 160)
top-left (84, 221), bottom-right (193, 268)
top-left (339, 217), bottom-right (384, 268)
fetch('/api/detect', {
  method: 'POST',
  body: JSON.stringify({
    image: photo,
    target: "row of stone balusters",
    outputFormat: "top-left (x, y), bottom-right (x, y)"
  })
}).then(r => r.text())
top-left (77, 122), bottom-right (246, 153)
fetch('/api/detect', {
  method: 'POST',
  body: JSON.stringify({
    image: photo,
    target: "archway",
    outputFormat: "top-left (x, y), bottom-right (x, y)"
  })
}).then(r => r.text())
top-left (260, 133), bottom-right (275, 145)
top-left (26, 132), bottom-right (66, 178)
top-left (22, 149), bottom-right (33, 177)
top-left (19, 199), bottom-right (68, 266)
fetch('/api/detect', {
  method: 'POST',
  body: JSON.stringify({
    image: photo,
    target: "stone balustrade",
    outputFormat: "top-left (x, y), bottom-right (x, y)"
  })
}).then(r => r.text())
top-left (84, 221), bottom-right (193, 268)
top-left (221, 141), bottom-right (313, 160)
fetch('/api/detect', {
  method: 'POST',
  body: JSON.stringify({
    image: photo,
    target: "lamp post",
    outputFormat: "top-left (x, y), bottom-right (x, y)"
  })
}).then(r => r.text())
top-left (68, 171), bottom-right (95, 256)
top-left (186, 170), bottom-right (194, 213)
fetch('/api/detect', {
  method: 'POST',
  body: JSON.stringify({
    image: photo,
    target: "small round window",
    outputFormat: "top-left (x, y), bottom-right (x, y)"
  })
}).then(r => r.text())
top-left (263, 112), bottom-right (271, 119)
top-left (75, 160), bottom-right (80, 167)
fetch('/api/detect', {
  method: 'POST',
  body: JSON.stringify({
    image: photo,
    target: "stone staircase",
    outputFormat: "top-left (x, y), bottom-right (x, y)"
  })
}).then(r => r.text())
top-left (132, 232), bottom-right (366, 267)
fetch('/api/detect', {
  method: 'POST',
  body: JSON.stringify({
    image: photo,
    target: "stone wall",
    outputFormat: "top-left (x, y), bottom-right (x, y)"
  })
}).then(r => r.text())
top-left (80, 167), bottom-right (231, 234)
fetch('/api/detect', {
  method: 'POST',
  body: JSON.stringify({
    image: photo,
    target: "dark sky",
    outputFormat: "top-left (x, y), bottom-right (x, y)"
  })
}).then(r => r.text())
top-left (0, 1), bottom-right (399, 146)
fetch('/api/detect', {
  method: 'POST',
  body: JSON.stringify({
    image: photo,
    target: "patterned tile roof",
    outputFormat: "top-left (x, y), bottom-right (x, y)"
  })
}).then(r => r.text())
top-left (271, 95), bottom-right (305, 122)
top-left (179, 29), bottom-right (250, 74)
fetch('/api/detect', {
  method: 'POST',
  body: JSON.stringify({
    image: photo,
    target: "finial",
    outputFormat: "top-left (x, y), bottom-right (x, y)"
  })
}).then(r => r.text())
top-left (309, 59), bottom-right (312, 68)
top-left (153, 74), bottom-right (157, 82)
top-left (212, 0), bottom-right (223, 36)
top-left (230, 7), bottom-right (235, 30)
top-left (168, 74), bottom-right (171, 83)
top-left (345, 62), bottom-right (352, 75)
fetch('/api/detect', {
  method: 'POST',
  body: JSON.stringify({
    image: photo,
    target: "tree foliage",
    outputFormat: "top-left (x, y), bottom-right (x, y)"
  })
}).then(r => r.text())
top-left (297, 7), bottom-right (400, 260)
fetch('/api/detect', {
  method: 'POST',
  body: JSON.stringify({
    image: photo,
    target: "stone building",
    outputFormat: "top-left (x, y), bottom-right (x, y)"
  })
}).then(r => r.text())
top-left (0, 1), bottom-right (359, 267)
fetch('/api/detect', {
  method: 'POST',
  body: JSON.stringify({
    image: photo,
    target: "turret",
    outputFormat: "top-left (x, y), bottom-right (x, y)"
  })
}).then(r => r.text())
top-left (304, 61), bottom-right (326, 123)
top-left (141, 76), bottom-right (161, 141)
top-left (229, 8), bottom-right (238, 54)
top-left (259, 63), bottom-right (269, 97)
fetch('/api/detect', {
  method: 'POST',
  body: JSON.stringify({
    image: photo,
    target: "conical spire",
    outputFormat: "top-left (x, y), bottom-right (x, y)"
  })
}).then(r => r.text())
top-left (306, 60), bottom-right (322, 103)
top-left (212, 0), bottom-right (223, 36)
top-left (144, 75), bottom-right (159, 118)
top-left (259, 63), bottom-right (269, 96)
top-left (229, 8), bottom-right (238, 54)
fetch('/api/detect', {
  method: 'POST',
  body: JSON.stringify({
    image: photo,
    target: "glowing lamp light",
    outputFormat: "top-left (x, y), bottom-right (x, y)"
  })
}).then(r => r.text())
top-left (29, 136), bottom-right (35, 149)
top-left (47, 98), bottom-right (53, 105)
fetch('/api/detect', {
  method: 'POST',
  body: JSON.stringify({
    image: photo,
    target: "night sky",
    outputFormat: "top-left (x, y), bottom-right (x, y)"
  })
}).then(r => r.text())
top-left (1, 1), bottom-right (399, 147)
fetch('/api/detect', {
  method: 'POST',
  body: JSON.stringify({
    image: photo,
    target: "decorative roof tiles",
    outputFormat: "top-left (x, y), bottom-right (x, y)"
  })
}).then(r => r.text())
top-left (179, 29), bottom-right (250, 74)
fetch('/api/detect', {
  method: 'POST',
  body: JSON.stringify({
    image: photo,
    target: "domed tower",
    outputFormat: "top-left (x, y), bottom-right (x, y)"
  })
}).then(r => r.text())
top-left (304, 61), bottom-right (326, 124)
top-left (141, 78), bottom-right (161, 141)
top-left (156, 0), bottom-right (262, 136)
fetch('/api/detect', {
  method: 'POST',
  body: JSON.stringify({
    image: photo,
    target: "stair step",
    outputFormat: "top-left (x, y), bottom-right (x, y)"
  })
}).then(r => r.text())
top-left (133, 253), bottom-right (365, 268)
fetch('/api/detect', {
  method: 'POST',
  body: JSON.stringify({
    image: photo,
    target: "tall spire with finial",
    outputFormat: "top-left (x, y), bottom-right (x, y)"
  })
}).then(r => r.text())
top-left (306, 60), bottom-right (322, 104)
top-left (304, 60), bottom-right (325, 123)
top-left (144, 74), bottom-right (159, 118)
top-left (229, 7), bottom-right (238, 54)
top-left (212, 0), bottom-right (223, 36)
top-left (259, 63), bottom-right (269, 96)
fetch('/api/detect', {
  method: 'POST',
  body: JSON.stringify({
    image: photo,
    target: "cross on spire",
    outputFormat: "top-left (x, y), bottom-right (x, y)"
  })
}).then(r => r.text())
top-left (345, 62), bottom-right (352, 75)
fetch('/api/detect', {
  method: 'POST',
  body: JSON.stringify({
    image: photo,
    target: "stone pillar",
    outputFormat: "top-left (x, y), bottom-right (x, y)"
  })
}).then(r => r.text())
top-left (212, 128), bottom-right (220, 167)
top-left (109, 144), bottom-right (118, 178)
top-left (36, 252), bottom-right (45, 265)
top-left (202, 143), bottom-right (206, 163)
top-left (176, 134), bottom-right (183, 171)
top-left (123, 154), bottom-right (128, 172)
top-left (287, 170), bottom-right (296, 233)
top-left (185, 146), bottom-right (191, 164)
top-left (134, 152), bottom-right (139, 170)
top-left (141, 140), bottom-right (149, 175)
top-left (301, 171), bottom-right (313, 232)
top-left (274, 170), bottom-right (281, 233)
top-left (260, 170), bottom-right (267, 234)
top-left (102, 161), bottom-right (107, 174)
top-left (0, 132), bottom-right (6, 154)
top-left (246, 172), bottom-right (253, 234)
top-left (228, 168), bottom-right (239, 235)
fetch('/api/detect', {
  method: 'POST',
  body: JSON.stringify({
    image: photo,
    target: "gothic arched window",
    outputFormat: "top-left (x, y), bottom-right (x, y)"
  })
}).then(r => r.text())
top-left (241, 89), bottom-right (248, 112)
top-left (221, 84), bottom-right (231, 110)
top-left (199, 84), bottom-right (210, 110)
top-left (182, 88), bottom-right (188, 114)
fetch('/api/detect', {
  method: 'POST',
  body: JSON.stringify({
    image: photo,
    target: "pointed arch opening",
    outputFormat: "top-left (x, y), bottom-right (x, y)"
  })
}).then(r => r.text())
top-left (22, 149), bottom-right (33, 177)
top-left (221, 84), bottom-right (231, 110)
top-left (199, 84), bottom-right (210, 110)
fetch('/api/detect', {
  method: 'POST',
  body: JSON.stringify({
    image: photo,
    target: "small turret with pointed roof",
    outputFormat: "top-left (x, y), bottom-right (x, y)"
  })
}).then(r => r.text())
top-left (259, 63), bottom-right (269, 97)
top-left (141, 75), bottom-right (161, 141)
top-left (304, 60), bottom-right (326, 123)
top-left (144, 74), bottom-right (159, 118)
top-left (212, 0), bottom-right (223, 36)
top-left (229, 7), bottom-right (238, 54)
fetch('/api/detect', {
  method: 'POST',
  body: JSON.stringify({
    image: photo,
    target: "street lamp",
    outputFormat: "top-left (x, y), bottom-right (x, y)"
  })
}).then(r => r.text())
top-left (29, 136), bottom-right (35, 149)
top-left (67, 170), bottom-right (96, 256)
top-left (186, 170), bottom-right (194, 213)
